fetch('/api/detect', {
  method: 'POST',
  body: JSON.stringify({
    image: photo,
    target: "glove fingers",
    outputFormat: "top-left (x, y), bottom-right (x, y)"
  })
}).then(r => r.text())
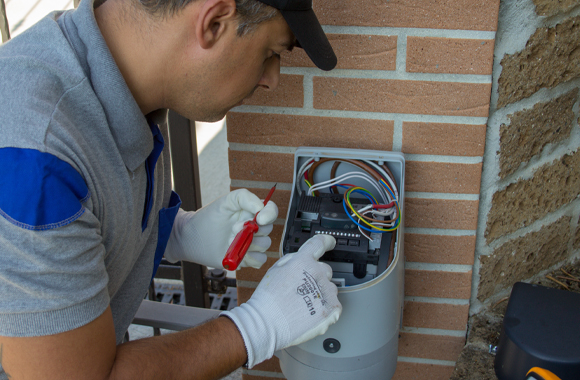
top-left (249, 236), bottom-right (272, 252)
top-left (227, 189), bottom-right (264, 215)
top-left (240, 252), bottom-right (268, 269)
top-left (231, 219), bottom-right (254, 235)
top-left (298, 235), bottom-right (336, 260)
top-left (254, 223), bottom-right (273, 237)
top-left (319, 262), bottom-right (334, 281)
top-left (256, 201), bottom-right (278, 225)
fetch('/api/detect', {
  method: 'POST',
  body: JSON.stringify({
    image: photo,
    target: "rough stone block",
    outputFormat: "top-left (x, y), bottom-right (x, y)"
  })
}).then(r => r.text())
top-left (478, 217), bottom-right (571, 302)
top-left (575, 215), bottom-right (580, 250)
top-left (499, 89), bottom-right (578, 178)
top-left (498, 16), bottom-right (580, 108)
top-left (485, 149), bottom-right (580, 242)
top-left (449, 347), bottom-right (497, 380)
top-left (533, 0), bottom-right (579, 16)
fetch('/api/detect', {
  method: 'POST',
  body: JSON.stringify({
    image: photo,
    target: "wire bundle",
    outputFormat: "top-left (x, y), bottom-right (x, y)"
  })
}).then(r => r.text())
top-left (296, 158), bottom-right (401, 241)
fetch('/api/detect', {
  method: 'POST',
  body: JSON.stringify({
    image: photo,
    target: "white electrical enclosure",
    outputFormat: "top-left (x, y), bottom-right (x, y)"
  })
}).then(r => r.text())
top-left (277, 147), bottom-right (405, 380)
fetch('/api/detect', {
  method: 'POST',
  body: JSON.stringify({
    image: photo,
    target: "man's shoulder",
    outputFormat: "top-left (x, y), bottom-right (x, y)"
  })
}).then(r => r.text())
top-left (0, 14), bottom-right (92, 147)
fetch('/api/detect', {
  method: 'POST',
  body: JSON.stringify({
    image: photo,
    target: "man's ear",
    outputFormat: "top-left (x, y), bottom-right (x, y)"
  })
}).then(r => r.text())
top-left (197, 0), bottom-right (237, 49)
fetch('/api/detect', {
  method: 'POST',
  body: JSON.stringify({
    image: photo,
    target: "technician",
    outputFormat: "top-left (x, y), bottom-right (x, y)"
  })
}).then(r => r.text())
top-left (0, 0), bottom-right (341, 379)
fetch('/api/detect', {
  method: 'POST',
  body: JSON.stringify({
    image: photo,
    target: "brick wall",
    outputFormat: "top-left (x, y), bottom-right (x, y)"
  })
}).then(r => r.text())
top-left (227, 1), bottom-right (500, 379)
top-left (473, 0), bottom-right (580, 311)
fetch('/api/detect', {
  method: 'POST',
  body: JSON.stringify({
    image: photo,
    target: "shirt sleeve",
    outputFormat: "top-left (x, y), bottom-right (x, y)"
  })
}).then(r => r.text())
top-left (0, 148), bottom-right (110, 337)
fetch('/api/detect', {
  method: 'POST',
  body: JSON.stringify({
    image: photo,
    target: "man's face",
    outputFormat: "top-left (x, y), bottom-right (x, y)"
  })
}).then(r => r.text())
top-left (172, 14), bottom-right (295, 122)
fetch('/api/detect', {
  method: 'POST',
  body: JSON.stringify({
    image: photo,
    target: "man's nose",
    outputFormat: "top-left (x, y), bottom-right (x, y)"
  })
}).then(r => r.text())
top-left (257, 56), bottom-right (280, 91)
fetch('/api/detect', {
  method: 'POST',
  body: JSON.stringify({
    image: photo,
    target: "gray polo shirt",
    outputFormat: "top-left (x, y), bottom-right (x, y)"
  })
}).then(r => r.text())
top-left (0, 0), bottom-right (175, 355)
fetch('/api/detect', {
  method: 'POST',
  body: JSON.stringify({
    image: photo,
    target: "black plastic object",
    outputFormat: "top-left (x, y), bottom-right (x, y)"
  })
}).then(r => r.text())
top-left (284, 193), bottom-right (390, 281)
top-left (494, 282), bottom-right (580, 380)
top-left (323, 338), bottom-right (341, 353)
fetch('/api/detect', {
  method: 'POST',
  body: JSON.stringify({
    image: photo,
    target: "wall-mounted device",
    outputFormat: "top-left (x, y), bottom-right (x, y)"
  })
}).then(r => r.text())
top-left (277, 147), bottom-right (405, 380)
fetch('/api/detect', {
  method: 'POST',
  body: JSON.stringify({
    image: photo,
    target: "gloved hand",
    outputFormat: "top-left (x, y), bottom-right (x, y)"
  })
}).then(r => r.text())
top-left (221, 235), bottom-right (342, 368)
top-left (163, 189), bottom-right (278, 269)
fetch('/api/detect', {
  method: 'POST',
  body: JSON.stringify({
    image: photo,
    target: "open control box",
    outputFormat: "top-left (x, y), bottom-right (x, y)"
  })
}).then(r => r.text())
top-left (281, 147), bottom-right (404, 287)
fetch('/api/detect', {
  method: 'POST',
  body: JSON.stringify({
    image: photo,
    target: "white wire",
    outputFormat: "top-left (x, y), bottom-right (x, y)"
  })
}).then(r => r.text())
top-left (295, 158), bottom-right (314, 196)
top-left (358, 204), bottom-right (396, 219)
top-left (363, 159), bottom-right (399, 200)
top-left (360, 209), bottom-right (395, 228)
top-left (307, 172), bottom-right (388, 203)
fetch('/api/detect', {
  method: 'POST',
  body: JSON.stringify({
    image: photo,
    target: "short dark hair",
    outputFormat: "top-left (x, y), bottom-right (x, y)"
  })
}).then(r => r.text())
top-left (137, 0), bottom-right (279, 36)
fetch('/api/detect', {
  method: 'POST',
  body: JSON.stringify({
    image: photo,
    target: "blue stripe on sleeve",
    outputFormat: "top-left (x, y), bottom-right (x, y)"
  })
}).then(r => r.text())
top-left (0, 148), bottom-right (90, 230)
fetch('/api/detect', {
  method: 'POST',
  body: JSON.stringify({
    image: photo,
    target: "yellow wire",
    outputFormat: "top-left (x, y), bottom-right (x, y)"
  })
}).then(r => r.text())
top-left (346, 187), bottom-right (400, 232)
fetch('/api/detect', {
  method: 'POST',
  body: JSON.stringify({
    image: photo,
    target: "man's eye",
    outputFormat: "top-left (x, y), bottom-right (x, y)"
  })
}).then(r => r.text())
top-left (268, 51), bottom-right (281, 60)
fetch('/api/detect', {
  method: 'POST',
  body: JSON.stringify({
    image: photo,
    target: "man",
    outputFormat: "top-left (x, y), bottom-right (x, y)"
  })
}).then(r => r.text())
top-left (0, 0), bottom-right (341, 378)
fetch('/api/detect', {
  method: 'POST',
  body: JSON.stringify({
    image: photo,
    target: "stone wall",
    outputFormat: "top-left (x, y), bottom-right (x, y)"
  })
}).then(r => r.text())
top-left (472, 0), bottom-right (580, 311)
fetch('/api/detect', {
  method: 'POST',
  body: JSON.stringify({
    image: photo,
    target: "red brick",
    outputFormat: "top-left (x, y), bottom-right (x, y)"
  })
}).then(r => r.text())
top-left (402, 122), bottom-right (486, 156)
top-left (405, 233), bottom-right (476, 265)
top-left (392, 361), bottom-right (455, 380)
top-left (313, 77), bottom-right (491, 117)
top-left (236, 287), bottom-right (256, 305)
top-left (399, 332), bottom-right (465, 361)
top-left (242, 74), bottom-right (303, 107)
top-left (404, 198), bottom-right (479, 230)
top-left (227, 113), bottom-right (394, 150)
top-left (405, 269), bottom-right (472, 299)
top-left (403, 301), bottom-right (469, 330)
top-left (230, 187), bottom-right (291, 221)
top-left (315, 0), bottom-right (500, 31)
top-left (405, 162), bottom-right (482, 194)
top-left (228, 151), bottom-right (294, 183)
top-left (237, 257), bottom-right (280, 283)
top-left (407, 37), bottom-right (495, 75)
top-left (282, 34), bottom-right (397, 70)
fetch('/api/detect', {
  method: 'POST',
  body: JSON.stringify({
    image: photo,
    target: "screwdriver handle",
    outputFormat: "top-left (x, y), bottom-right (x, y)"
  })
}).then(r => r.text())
top-left (222, 220), bottom-right (259, 271)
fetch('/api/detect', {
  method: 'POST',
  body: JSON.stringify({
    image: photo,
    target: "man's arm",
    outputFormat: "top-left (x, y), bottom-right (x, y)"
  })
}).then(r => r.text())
top-left (0, 306), bottom-right (246, 380)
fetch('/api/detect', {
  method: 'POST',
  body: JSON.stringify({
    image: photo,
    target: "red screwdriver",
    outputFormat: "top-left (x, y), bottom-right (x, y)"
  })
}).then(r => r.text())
top-left (222, 184), bottom-right (277, 271)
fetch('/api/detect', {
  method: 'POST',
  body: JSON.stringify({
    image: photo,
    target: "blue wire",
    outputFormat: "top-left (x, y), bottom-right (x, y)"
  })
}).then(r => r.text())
top-left (342, 199), bottom-right (389, 234)
top-left (332, 185), bottom-right (376, 204)
top-left (379, 180), bottom-right (397, 201)
top-left (379, 180), bottom-right (400, 226)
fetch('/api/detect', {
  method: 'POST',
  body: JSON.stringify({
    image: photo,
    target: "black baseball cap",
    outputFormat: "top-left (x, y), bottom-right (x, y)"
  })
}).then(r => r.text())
top-left (257, 0), bottom-right (337, 71)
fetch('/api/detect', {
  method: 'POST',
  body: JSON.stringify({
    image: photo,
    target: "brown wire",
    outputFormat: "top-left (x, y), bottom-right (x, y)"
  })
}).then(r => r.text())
top-left (307, 158), bottom-right (399, 224)
top-left (307, 158), bottom-right (384, 196)
top-left (344, 191), bottom-right (399, 224)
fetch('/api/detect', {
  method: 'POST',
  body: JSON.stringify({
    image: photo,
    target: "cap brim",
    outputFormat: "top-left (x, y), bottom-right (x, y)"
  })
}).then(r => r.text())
top-left (280, 9), bottom-right (337, 71)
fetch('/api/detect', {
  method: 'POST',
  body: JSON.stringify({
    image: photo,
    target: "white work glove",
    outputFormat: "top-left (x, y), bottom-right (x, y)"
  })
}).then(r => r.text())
top-left (164, 189), bottom-right (278, 269)
top-left (222, 235), bottom-right (342, 368)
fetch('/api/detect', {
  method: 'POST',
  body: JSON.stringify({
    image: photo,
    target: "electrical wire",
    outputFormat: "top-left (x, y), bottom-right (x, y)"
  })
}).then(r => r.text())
top-left (302, 157), bottom-right (401, 235)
